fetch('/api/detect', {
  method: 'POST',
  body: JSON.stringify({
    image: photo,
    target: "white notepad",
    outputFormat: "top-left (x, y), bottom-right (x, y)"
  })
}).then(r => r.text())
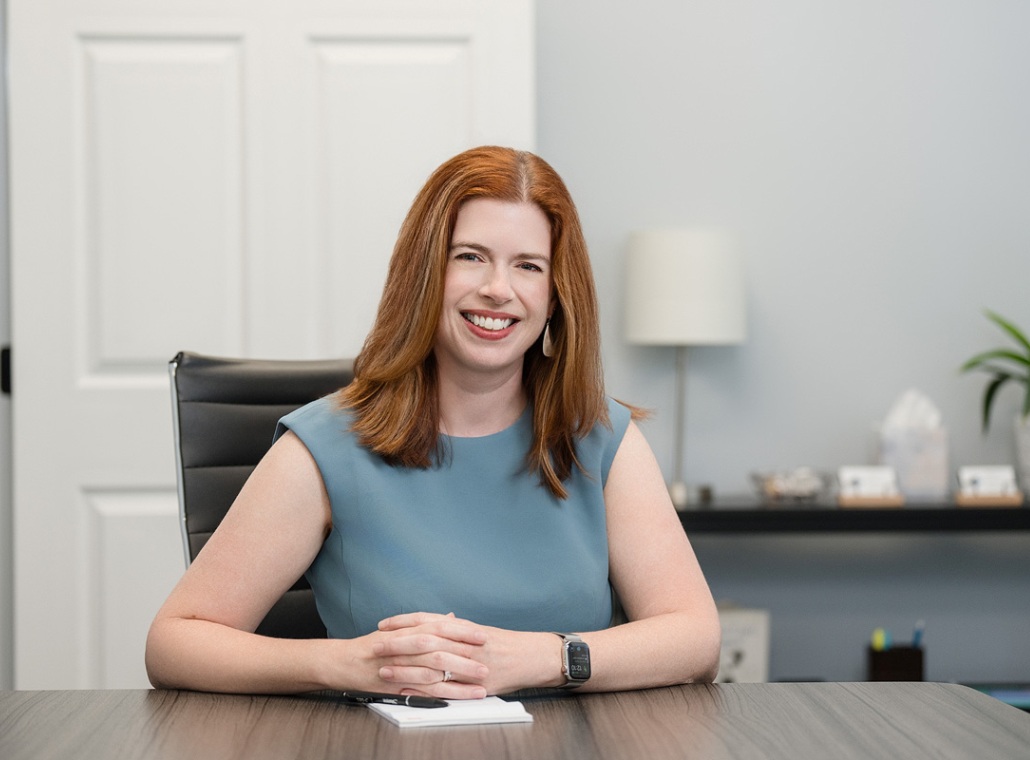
top-left (367, 696), bottom-right (533, 728)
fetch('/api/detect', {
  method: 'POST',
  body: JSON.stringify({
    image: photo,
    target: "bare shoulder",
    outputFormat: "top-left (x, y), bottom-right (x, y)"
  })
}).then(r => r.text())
top-left (258, 430), bottom-right (323, 483)
top-left (605, 420), bottom-right (670, 510)
top-left (203, 430), bottom-right (332, 556)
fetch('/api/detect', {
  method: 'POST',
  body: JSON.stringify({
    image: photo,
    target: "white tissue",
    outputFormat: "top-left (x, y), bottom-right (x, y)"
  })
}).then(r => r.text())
top-left (882, 388), bottom-right (942, 431)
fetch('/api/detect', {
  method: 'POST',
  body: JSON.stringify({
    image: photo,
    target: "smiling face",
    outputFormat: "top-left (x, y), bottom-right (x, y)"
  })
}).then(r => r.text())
top-left (434, 198), bottom-right (554, 382)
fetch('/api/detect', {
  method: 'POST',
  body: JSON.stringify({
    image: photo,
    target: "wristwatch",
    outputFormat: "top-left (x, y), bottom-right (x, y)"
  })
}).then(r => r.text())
top-left (552, 632), bottom-right (591, 689)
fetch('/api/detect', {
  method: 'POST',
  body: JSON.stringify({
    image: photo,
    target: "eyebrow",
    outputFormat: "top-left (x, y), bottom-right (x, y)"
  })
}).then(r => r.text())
top-left (450, 241), bottom-right (489, 253)
top-left (450, 241), bottom-right (551, 262)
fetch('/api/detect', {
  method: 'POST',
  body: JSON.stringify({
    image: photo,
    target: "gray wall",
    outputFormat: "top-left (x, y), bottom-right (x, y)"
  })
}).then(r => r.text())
top-left (537, 0), bottom-right (1030, 682)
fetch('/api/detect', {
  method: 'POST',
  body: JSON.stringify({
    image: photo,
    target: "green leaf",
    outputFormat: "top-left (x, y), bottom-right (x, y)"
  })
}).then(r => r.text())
top-left (982, 373), bottom-right (1012, 432)
top-left (964, 311), bottom-right (1030, 432)
top-left (960, 349), bottom-right (1030, 373)
top-left (985, 310), bottom-right (1030, 356)
top-left (973, 364), bottom-right (1030, 383)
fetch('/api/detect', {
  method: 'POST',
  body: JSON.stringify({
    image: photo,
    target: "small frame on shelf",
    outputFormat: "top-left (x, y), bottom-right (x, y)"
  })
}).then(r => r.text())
top-left (837, 466), bottom-right (904, 508)
top-left (956, 466), bottom-right (1023, 508)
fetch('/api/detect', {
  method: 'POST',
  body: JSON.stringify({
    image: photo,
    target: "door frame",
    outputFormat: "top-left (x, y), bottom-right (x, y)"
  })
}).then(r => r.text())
top-left (1, 0), bottom-right (15, 691)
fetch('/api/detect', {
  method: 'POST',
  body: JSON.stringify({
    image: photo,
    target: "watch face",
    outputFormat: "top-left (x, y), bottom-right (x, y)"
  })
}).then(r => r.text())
top-left (566, 641), bottom-right (591, 680)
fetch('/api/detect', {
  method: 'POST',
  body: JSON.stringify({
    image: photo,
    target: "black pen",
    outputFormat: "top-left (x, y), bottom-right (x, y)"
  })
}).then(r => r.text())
top-left (336, 690), bottom-right (449, 709)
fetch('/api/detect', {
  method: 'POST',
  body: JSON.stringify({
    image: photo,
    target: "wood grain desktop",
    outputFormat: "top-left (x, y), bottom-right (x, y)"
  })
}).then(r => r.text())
top-left (3, 682), bottom-right (1029, 760)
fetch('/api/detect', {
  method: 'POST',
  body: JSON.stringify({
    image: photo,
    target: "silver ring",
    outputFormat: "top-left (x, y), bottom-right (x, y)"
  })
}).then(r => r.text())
top-left (443, 670), bottom-right (453, 682)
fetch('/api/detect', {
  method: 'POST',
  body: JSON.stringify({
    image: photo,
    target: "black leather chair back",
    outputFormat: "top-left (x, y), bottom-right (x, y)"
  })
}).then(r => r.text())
top-left (169, 351), bottom-right (355, 639)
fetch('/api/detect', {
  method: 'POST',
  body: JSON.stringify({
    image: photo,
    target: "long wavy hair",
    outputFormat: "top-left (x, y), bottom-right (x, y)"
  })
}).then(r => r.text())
top-left (338, 146), bottom-right (613, 499)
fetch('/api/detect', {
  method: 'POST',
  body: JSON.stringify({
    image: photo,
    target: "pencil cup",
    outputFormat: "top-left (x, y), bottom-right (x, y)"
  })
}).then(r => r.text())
top-left (867, 646), bottom-right (923, 681)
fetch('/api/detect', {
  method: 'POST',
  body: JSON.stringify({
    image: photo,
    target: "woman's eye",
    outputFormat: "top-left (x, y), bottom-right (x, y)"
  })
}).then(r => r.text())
top-left (518, 262), bottom-right (543, 272)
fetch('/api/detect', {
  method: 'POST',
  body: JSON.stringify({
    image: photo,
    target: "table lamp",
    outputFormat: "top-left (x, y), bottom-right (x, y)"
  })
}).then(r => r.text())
top-left (624, 229), bottom-right (746, 507)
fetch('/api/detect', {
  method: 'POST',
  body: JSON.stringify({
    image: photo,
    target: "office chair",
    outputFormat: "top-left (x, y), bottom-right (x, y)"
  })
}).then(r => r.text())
top-left (169, 351), bottom-right (355, 639)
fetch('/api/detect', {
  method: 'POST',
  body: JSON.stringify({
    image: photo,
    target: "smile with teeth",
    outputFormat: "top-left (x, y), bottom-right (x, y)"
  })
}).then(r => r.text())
top-left (463, 312), bottom-right (515, 331)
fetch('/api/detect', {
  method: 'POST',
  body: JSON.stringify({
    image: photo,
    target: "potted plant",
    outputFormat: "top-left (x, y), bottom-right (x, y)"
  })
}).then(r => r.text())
top-left (960, 310), bottom-right (1030, 490)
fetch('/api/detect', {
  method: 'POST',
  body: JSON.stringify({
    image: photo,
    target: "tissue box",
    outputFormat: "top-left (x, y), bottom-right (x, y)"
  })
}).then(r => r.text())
top-left (715, 606), bottom-right (770, 683)
top-left (876, 390), bottom-right (950, 501)
top-left (878, 426), bottom-right (950, 501)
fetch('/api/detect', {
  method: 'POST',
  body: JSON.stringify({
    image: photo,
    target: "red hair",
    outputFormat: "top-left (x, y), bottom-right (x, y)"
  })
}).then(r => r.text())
top-left (339, 146), bottom-right (618, 498)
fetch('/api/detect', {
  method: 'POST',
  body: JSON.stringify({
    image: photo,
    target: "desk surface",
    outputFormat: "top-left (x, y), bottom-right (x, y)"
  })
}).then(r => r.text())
top-left (3, 682), bottom-right (1029, 760)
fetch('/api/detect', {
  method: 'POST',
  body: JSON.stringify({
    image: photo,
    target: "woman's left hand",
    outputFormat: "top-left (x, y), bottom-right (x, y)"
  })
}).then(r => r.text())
top-left (375, 612), bottom-right (563, 697)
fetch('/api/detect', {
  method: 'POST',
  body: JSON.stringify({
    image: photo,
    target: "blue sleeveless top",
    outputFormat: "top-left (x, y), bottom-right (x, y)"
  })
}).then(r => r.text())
top-left (274, 396), bottom-right (631, 639)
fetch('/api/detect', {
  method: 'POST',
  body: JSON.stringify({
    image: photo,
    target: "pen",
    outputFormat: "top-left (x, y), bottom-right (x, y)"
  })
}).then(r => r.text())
top-left (336, 690), bottom-right (449, 709)
top-left (912, 619), bottom-right (925, 649)
top-left (870, 627), bottom-right (891, 652)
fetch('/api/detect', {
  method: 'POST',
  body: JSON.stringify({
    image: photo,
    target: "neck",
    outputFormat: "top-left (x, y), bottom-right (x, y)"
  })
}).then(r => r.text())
top-left (436, 364), bottom-right (527, 438)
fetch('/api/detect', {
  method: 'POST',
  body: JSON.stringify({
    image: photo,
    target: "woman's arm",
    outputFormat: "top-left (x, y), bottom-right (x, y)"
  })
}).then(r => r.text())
top-left (145, 432), bottom-right (489, 697)
top-left (147, 432), bottom-right (337, 692)
top-left (577, 419), bottom-right (721, 688)
top-left (377, 420), bottom-right (721, 694)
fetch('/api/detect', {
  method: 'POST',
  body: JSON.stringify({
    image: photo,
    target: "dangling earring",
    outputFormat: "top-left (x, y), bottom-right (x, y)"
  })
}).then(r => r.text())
top-left (542, 318), bottom-right (555, 358)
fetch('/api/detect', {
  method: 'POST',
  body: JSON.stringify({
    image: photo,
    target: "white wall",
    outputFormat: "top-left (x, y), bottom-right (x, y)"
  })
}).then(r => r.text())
top-left (537, 0), bottom-right (1030, 682)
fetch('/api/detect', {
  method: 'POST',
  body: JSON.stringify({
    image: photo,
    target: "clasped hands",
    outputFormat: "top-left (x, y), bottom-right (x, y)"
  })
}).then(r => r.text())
top-left (368, 611), bottom-right (556, 699)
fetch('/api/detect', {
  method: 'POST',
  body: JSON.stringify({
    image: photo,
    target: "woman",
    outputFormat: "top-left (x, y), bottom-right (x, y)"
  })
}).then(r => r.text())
top-left (146, 146), bottom-right (720, 698)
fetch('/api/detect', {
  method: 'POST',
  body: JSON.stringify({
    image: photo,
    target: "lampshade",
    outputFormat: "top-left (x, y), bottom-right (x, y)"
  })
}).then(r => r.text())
top-left (624, 229), bottom-right (746, 346)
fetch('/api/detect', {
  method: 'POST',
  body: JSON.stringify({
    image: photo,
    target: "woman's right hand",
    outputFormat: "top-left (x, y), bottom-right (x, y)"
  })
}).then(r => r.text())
top-left (356, 612), bottom-right (490, 699)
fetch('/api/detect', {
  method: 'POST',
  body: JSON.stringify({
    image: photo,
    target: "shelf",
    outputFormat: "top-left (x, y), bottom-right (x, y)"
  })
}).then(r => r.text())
top-left (678, 499), bottom-right (1030, 533)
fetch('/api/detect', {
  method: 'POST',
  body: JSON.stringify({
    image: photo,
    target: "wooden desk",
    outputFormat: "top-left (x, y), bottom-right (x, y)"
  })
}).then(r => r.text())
top-left (3, 682), bottom-right (1029, 760)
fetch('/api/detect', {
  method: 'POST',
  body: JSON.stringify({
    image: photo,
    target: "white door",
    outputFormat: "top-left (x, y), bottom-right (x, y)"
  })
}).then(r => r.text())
top-left (9, 0), bottom-right (533, 689)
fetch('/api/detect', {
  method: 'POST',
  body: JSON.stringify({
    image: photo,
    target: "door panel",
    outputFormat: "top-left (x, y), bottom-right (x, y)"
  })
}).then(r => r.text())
top-left (81, 36), bottom-right (247, 371)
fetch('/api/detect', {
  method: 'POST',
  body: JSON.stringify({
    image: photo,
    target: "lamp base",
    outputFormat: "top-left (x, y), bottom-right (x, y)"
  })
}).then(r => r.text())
top-left (669, 480), bottom-right (689, 510)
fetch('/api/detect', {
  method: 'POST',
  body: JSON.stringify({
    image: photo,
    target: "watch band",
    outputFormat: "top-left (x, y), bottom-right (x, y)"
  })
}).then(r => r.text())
top-left (552, 632), bottom-right (591, 689)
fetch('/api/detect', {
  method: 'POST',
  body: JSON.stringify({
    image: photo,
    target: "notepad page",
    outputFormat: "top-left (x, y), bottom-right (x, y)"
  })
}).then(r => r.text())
top-left (367, 697), bottom-right (533, 728)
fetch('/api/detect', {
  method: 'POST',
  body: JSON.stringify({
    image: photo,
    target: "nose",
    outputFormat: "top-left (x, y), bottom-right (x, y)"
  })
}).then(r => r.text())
top-left (479, 263), bottom-right (514, 303)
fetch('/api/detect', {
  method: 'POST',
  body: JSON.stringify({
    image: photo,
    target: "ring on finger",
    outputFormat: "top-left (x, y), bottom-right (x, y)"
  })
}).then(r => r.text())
top-left (443, 670), bottom-right (453, 682)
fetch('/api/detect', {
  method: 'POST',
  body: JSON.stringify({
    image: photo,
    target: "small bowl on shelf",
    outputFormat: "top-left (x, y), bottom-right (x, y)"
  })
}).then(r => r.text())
top-left (750, 468), bottom-right (829, 505)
